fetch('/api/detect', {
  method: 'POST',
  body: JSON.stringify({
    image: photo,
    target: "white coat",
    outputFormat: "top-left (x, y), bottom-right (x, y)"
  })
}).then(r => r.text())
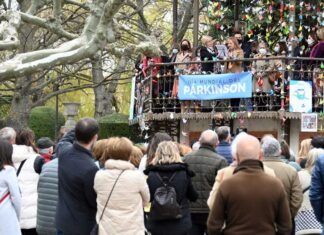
top-left (0, 165), bottom-right (22, 235)
top-left (12, 145), bottom-right (39, 229)
top-left (94, 159), bottom-right (150, 235)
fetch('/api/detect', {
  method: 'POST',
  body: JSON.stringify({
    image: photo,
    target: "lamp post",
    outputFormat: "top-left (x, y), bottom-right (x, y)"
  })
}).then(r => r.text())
top-left (172, 0), bottom-right (178, 48)
top-left (54, 82), bottom-right (59, 140)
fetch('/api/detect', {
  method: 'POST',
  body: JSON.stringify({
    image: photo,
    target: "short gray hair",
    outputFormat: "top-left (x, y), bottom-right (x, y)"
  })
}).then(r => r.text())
top-left (216, 126), bottom-right (230, 142)
top-left (0, 127), bottom-right (16, 143)
top-left (199, 130), bottom-right (218, 147)
top-left (261, 136), bottom-right (281, 158)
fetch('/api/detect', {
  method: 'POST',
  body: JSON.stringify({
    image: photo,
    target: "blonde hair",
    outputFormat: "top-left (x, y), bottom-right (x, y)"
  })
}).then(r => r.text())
top-left (130, 146), bottom-right (143, 168)
top-left (93, 139), bottom-right (110, 165)
top-left (101, 137), bottom-right (133, 162)
top-left (201, 35), bottom-right (214, 47)
top-left (153, 141), bottom-right (182, 165)
top-left (317, 27), bottom-right (324, 41)
top-left (227, 37), bottom-right (241, 50)
top-left (178, 143), bottom-right (192, 157)
top-left (298, 138), bottom-right (312, 160)
top-left (305, 148), bottom-right (324, 173)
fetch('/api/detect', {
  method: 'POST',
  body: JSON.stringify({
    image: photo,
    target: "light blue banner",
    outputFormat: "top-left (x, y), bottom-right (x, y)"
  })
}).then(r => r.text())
top-left (178, 72), bottom-right (252, 100)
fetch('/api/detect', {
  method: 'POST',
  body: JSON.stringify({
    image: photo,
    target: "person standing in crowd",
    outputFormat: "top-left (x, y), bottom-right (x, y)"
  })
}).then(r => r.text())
top-left (215, 126), bottom-right (232, 165)
top-left (33, 137), bottom-right (55, 174)
top-left (207, 132), bottom-right (276, 209)
top-left (200, 35), bottom-right (217, 73)
top-left (55, 118), bottom-right (99, 235)
top-left (311, 136), bottom-right (324, 149)
top-left (36, 153), bottom-right (58, 235)
top-left (262, 136), bottom-right (303, 235)
top-left (138, 132), bottom-right (172, 172)
top-left (172, 39), bottom-right (193, 98)
top-left (0, 127), bottom-right (17, 145)
top-left (130, 145), bottom-right (144, 169)
top-left (183, 130), bottom-right (227, 235)
top-left (273, 41), bottom-right (288, 56)
top-left (280, 140), bottom-right (301, 172)
top-left (234, 31), bottom-right (251, 70)
top-left (298, 138), bottom-right (312, 168)
top-left (296, 148), bottom-right (324, 235)
top-left (0, 139), bottom-right (22, 235)
top-left (302, 32), bottom-right (318, 57)
top-left (92, 139), bottom-right (109, 169)
top-left (310, 27), bottom-right (324, 58)
top-left (310, 148), bottom-right (324, 233)
top-left (251, 41), bottom-right (274, 94)
top-left (13, 129), bottom-right (40, 235)
top-left (145, 141), bottom-right (198, 235)
top-left (94, 137), bottom-right (150, 235)
top-left (207, 134), bottom-right (292, 235)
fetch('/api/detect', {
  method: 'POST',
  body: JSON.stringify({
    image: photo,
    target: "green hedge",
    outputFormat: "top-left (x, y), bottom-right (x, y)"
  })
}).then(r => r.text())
top-left (98, 113), bottom-right (142, 142)
top-left (28, 106), bottom-right (65, 140)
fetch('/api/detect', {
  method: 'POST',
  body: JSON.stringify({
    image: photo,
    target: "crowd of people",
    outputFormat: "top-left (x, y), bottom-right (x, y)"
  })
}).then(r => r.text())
top-left (2, 120), bottom-right (324, 234)
top-left (134, 27), bottom-right (324, 114)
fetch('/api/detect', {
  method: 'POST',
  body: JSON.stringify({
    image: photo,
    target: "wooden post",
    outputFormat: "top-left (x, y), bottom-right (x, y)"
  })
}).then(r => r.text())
top-left (234, 0), bottom-right (240, 30)
top-left (193, 0), bottom-right (199, 47)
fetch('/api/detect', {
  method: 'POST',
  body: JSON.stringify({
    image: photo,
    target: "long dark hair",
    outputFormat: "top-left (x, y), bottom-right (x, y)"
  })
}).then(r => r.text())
top-left (0, 139), bottom-right (13, 170)
top-left (146, 132), bottom-right (172, 166)
top-left (280, 140), bottom-right (291, 161)
top-left (16, 128), bottom-right (37, 153)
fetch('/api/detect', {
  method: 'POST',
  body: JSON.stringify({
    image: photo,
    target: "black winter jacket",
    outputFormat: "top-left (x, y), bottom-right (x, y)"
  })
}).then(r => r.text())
top-left (200, 46), bottom-right (217, 72)
top-left (183, 145), bottom-right (227, 214)
top-left (144, 163), bottom-right (198, 235)
top-left (55, 129), bottom-right (98, 235)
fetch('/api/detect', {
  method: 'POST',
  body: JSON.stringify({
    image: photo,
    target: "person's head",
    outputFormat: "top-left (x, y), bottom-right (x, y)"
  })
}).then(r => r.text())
top-left (305, 148), bottom-right (324, 173)
top-left (231, 132), bottom-right (248, 159)
top-left (299, 138), bottom-right (312, 159)
top-left (146, 132), bottom-right (172, 166)
top-left (0, 139), bottom-right (13, 170)
top-left (16, 128), bottom-right (37, 152)
top-left (75, 118), bottom-right (99, 146)
top-left (251, 41), bottom-right (259, 53)
top-left (178, 143), bottom-right (192, 157)
top-left (227, 37), bottom-right (240, 51)
top-left (152, 141), bottom-right (182, 165)
top-left (307, 32), bottom-right (318, 46)
top-left (101, 137), bottom-right (133, 163)
top-left (311, 136), bottom-right (324, 149)
top-left (261, 136), bottom-right (281, 158)
top-left (216, 126), bottom-right (231, 143)
top-left (234, 31), bottom-right (243, 45)
top-left (0, 127), bottom-right (16, 145)
top-left (201, 35), bottom-right (215, 48)
top-left (36, 137), bottom-right (54, 155)
top-left (280, 140), bottom-right (291, 160)
top-left (92, 139), bottom-right (109, 164)
top-left (130, 146), bottom-right (144, 168)
top-left (235, 134), bottom-right (262, 163)
top-left (316, 27), bottom-right (324, 41)
top-left (258, 41), bottom-right (269, 56)
top-left (199, 129), bottom-right (219, 148)
top-left (180, 39), bottom-right (192, 52)
top-left (274, 41), bottom-right (288, 55)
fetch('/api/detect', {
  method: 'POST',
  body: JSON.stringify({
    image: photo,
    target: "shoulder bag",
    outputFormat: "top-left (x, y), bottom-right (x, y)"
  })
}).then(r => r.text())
top-left (90, 170), bottom-right (125, 235)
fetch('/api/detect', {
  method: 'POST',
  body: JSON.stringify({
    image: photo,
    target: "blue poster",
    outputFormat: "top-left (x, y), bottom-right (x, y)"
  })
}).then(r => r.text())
top-left (178, 72), bottom-right (252, 100)
top-left (289, 80), bottom-right (312, 113)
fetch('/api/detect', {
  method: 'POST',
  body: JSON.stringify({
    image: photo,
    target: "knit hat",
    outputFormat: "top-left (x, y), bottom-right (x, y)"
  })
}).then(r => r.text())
top-left (36, 137), bottom-right (54, 149)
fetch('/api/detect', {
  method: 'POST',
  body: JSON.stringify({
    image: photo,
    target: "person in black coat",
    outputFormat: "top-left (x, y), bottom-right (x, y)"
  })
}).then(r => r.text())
top-left (200, 35), bottom-right (217, 73)
top-left (55, 118), bottom-right (99, 235)
top-left (144, 141), bottom-right (198, 235)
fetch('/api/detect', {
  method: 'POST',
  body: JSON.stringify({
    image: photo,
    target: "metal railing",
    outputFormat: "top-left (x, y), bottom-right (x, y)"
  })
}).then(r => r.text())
top-left (132, 57), bottom-right (324, 118)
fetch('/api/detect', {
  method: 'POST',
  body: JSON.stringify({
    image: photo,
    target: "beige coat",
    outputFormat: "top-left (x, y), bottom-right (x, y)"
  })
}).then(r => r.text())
top-left (94, 160), bottom-right (150, 235)
top-left (225, 49), bottom-right (244, 73)
top-left (263, 157), bottom-right (303, 217)
top-left (207, 163), bottom-right (275, 209)
top-left (252, 54), bottom-right (276, 92)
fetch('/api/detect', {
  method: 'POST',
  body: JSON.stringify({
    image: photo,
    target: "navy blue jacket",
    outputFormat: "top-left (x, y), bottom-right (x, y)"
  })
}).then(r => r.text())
top-left (216, 141), bottom-right (232, 165)
top-left (310, 155), bottom-right (324, 225)
top-left (55, 129), bottom-right (98, 235)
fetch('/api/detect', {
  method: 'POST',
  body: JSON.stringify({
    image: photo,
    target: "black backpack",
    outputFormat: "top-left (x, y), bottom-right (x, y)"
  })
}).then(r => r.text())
top-left (149, 172), bottom-right (182, 221)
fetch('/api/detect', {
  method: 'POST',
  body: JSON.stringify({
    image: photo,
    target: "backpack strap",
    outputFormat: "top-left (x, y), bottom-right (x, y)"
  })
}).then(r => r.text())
top-left (17, 159), bottom-right (27, 176)
top-left (303, 185), bottom-right (311, 193)
top-left (155, 172), bottom-right (177, 185)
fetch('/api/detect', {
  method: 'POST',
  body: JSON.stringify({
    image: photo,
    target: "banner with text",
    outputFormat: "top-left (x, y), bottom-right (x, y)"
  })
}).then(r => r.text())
top-left (178, 72), bottom-right (252, 100)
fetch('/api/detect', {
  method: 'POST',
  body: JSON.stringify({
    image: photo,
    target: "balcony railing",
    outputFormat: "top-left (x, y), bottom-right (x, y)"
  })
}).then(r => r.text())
top-left (130, 57), bottom-right (324, 122)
